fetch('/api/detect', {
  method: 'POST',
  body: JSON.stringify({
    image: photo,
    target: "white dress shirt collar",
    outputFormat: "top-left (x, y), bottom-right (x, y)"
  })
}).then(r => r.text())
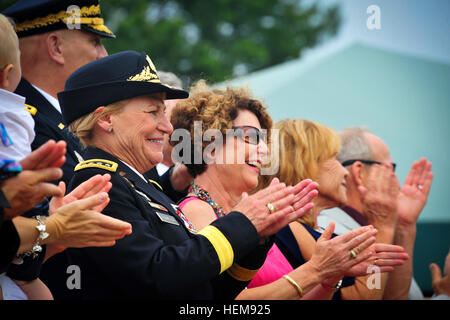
top-left (31, 84), bottom-right (61, 113)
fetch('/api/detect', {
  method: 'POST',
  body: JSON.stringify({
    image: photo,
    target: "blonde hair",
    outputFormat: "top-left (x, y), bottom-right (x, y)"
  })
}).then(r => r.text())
top-left (69, 100), bottom-right (126, 147)
top-left (0, 14), bottom-right (19, 68)
top-left (260, 119), bottom-right (341, 227)
top-left (69, 93), bottom-right (166, 147)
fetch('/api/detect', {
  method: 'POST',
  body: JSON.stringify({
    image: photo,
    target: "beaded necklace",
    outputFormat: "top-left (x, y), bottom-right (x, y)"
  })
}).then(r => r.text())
top-left (189, 182), bottom-right (226, 217)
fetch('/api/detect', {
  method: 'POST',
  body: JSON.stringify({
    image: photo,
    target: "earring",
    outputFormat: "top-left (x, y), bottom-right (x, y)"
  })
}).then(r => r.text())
top-left (107, 128), bottom-right (113, 132)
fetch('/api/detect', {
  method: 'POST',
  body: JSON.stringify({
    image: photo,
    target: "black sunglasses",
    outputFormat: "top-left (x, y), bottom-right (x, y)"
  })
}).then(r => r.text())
top-left (341, 159), bottom-right (397, 172)
top-left (231, 126), bottom-right (266, 145)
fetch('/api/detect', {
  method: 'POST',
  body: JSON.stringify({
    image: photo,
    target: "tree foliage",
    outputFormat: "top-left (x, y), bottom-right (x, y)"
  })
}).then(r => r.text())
top-left (102, 0), bottom-right (341, 85)
top-left (1, 0), bottom-right (341, 85)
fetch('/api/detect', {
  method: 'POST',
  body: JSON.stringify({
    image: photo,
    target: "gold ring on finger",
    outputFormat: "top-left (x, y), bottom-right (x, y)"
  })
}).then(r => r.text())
top-left (266, 202), bottom-right (275, 214)
top-left (350, 249), bottom-right (357, 259)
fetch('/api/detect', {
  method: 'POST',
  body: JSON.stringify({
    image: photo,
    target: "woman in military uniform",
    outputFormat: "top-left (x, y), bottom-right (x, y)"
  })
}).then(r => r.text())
top-left (52, 50), bottom-right (317, 299)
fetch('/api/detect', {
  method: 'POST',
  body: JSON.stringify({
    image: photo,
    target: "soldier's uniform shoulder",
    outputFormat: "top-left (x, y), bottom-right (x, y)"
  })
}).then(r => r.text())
top-left (74, 158), bottom-right (118, 173)
top-left (71, 158), bottom-right (122, 187)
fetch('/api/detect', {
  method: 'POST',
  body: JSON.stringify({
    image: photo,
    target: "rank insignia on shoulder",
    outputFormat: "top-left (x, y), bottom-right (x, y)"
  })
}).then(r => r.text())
top-left (74, 159), bottom-right (118, 172)
top-left (58, 123), bottom-right (65, 130)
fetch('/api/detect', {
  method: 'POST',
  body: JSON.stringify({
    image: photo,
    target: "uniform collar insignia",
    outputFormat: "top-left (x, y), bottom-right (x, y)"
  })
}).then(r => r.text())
top-left (74, 158), bottom-right (118, 172)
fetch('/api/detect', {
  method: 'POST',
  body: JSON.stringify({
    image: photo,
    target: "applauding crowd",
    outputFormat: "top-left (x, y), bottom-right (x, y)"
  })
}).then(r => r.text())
top-left (0, 0), bottom-right (447, 301)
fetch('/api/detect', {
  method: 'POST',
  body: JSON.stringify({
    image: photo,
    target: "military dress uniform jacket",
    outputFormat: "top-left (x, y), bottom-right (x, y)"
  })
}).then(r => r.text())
top-left (15, 78), bottom-right (83, 186)
top-left (50, 147), bottom-right (265, 300)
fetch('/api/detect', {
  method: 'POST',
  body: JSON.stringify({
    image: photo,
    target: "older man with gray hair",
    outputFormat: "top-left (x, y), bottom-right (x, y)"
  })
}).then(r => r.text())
top-left (318, 127), bottom-right (434, 299)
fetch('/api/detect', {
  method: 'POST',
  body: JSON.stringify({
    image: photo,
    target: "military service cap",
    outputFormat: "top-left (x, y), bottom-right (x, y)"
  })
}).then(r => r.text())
top-left (58, 51), bottom-right (189, 125)
top-left (2, 0), bottom-right (115, 38)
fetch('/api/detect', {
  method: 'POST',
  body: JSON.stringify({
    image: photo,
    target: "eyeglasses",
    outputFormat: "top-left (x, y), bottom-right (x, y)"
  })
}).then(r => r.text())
top-left (231, 126), bottom-right (266, 145)
top-left (341, 159), bottom-right (397, 172)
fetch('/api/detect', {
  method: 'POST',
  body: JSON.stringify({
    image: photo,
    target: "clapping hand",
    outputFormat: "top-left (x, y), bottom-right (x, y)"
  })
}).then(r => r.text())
top-left (2, 140), bottom-right (66, 219)
top-left (430, 251), bottom-right (450, 296)
top-left (235, 178), bottom-right (318, 238)
top-left (45, 192), bottom-right (132, 249)
top-left (397, 158), bottom-right (433, 226)
top-left (45, 174), bottom-right (131, 256)
top-left (358, 164), bottom-right (399, 228)
top-left (50, 174), bottom-right (113, 214)
top-left (344, 243), bottom-right (409, 277)
top-left (309, 222), bottom-right (378, 280)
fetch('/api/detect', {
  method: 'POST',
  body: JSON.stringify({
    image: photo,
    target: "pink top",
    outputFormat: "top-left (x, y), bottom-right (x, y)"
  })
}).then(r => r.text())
top-left (247, 243), bottom-right (294, 288)
top-left (178, 196), bottom-right (199, 210)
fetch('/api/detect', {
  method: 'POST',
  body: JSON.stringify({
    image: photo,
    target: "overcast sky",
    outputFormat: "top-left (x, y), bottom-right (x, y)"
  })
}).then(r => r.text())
top-left (307, 0), bottom-right (450, 63)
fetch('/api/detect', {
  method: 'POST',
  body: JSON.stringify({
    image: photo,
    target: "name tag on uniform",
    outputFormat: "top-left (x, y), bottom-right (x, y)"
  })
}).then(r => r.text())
top-left (155, 211), bottom-right (180, 226)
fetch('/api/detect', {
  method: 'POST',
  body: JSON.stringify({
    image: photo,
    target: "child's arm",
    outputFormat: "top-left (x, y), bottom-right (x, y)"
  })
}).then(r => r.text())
top-left (13, 278), bottom-right (53, 300)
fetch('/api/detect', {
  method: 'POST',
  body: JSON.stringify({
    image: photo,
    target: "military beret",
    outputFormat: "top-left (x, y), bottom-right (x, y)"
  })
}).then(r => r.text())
top-left (58, 51), bottom-right (189, 125)
top-left (2, 0), bottom-right (115, 38)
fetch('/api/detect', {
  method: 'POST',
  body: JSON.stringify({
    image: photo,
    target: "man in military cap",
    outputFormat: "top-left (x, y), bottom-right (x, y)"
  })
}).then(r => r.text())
top-left (2, 0), bottom-right (113, 185)
top-left (2, 0), bottom-right (192, 196)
